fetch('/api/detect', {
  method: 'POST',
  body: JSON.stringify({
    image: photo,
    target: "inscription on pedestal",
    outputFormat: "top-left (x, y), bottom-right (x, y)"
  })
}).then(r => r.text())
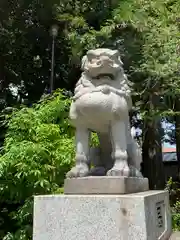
top-left (156, 200), bottom-right (165, 228)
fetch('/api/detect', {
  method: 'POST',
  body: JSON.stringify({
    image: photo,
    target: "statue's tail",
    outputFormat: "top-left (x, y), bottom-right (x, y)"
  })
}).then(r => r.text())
top-left (126, 121), bottom-right (142, 173)
top-left (127, 137), bottom-right (142, 172)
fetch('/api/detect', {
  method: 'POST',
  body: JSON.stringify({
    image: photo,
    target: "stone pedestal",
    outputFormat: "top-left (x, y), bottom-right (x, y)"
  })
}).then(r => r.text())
top-left (64, 176), bottom-right (149, 194)
top-left (33, 187), bottom-right (172, 240)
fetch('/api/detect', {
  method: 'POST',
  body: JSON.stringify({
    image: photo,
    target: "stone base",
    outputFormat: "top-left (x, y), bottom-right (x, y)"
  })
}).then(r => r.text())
top-left (64, 176), bottom-right (149, 194)
top-left (33, 191), bottom-right (172, 240)
top-left (170, 232), bottom-right (180, 239)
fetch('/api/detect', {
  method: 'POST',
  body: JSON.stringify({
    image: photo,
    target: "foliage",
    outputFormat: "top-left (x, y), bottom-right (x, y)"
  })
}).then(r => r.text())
top-left (172, 201), bottom-right (180, 231)
top-left (0, 0), bottom-right (117, 104)
top-left (0, 90), bottom-right (74, 239)
top-left (166, 177), bottom-right (180, 204)
top-left (165, 177), bottom-right (180, 231)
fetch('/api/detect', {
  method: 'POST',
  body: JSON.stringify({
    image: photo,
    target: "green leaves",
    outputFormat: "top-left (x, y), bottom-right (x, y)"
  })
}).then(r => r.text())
top-left (0, 90), bottom-right (74, 239)
top-left (172, 201), bottom-right (180, 231)
top-left (166, 177), bottom-right (180, 231)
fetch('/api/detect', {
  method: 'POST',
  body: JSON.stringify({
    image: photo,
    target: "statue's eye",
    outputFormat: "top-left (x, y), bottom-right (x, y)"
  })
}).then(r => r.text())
top-left (87, 54), bottom-right (95, 61)
top-left (89, 56), bottom-right (99, 64)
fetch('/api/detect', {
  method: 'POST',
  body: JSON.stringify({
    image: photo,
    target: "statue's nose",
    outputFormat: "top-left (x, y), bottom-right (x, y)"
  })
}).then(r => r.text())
top-left (101, 56), bottom-right (112, 64)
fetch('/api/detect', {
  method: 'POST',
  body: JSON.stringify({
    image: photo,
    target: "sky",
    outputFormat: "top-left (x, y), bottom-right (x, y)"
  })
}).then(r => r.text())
top-left (163, 142), bottom-right (175, 148)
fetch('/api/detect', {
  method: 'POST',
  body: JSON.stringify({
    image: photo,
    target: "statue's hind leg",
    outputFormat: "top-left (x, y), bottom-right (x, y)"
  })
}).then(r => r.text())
top-left (88, 132), bottom-right (112, 176)
top-left (98, 132), bottom-right (113, 173)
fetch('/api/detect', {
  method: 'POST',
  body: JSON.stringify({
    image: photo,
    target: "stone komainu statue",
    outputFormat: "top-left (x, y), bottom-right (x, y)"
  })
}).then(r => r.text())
top-left (66, 48), bottom-right (142, 178)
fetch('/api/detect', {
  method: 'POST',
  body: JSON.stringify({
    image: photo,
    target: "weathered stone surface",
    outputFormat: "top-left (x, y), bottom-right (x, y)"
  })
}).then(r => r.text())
top-left (66, 48), bottom-right (143, 179)
top-left (33, 190), bottom-right (171, 240)
top-left (64, 176), bottom-right (149, 194)
top-left (170, 232), bottom-right (180, 239)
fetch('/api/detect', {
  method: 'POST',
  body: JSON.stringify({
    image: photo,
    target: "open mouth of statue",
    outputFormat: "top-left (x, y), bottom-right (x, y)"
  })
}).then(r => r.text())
top-left (94, 73), bottom-right (115, 80)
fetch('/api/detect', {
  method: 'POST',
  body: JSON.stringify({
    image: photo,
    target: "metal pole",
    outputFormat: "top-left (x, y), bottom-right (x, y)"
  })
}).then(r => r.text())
top-left (50, 36), bottom-right (55, 93)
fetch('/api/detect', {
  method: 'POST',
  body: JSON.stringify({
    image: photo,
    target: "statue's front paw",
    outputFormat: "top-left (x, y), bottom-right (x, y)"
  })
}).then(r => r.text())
top-left (66, 165), bottom-right (89, 178)
top-left (106, 161), bottom-right (130, 177)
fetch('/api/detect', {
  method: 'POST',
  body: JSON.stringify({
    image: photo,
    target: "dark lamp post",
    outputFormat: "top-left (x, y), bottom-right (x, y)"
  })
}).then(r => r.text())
top-left (50, 24), bottom-right (59, 93)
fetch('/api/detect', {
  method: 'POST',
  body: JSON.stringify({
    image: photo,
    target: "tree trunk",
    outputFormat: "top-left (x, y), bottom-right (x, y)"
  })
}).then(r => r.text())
top-left (142, 93), bottom-right (165, 190)
top-left (175, 98), bottom-right (180, 177)
top-left (142, 119), bottom-right (165, 189)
